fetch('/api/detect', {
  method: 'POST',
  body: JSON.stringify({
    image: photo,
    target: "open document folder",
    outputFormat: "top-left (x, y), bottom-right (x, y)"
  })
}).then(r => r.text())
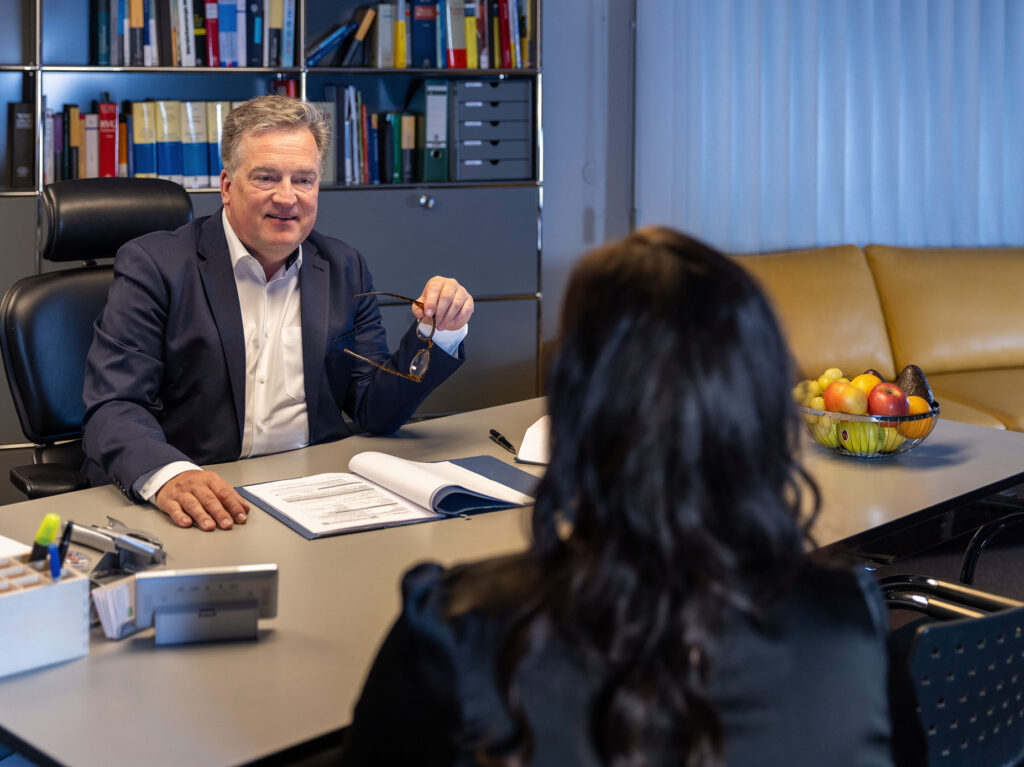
top-left (238, 452), bottom-right (539, 540)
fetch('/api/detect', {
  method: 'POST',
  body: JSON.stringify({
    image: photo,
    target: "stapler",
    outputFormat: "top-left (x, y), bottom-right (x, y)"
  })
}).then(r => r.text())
top-left (69, 516), bottom-right (167, 576)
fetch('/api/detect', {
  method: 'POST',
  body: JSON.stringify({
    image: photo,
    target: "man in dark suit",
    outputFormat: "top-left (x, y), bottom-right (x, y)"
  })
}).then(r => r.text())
top-left (82, 96), bottom-right (474, 533)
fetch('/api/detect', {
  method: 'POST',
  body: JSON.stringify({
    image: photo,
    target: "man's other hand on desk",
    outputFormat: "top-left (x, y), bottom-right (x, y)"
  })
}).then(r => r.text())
top-left (155, 470), bottom-right (251, 531)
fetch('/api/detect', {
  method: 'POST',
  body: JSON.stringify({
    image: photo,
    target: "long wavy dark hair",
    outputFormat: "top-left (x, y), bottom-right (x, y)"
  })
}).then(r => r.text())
top-left (484, 227), bottom-right (819, 766)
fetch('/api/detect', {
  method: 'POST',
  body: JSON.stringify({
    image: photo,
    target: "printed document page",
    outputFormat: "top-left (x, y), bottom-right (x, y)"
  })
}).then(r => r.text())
top-left (242, 472), bottom-right (440, 536)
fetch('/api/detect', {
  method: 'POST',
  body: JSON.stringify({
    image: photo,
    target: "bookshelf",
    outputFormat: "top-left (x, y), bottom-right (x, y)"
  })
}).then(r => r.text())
top-left (0, 0), bottom-right (542, 445)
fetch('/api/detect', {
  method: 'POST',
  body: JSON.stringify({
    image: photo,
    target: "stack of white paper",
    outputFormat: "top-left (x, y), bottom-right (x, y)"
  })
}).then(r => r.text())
top-left (92, 577), bottom-right (138, 640)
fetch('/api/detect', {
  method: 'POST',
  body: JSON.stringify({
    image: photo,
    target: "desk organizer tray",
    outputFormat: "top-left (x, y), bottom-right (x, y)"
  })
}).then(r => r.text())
top-left (0, 555), bottom-right (89, 679)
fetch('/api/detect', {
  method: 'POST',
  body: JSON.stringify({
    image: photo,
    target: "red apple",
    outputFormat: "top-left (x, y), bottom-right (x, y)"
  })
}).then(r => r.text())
top-left (868, 382), bottom-right (910, 416)
top-left (823, 380), bottom-right (868, 415)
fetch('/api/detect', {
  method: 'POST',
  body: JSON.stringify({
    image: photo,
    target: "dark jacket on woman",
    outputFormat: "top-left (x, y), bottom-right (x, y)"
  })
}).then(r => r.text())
top-left (340, 554), bottom-right (894, 767)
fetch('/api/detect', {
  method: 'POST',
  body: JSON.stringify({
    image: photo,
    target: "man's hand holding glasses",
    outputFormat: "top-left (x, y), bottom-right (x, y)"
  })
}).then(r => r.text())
top-left (412, 275), bottom-right (474, 331)
top-left (343, 277), bottom-right (473, 383)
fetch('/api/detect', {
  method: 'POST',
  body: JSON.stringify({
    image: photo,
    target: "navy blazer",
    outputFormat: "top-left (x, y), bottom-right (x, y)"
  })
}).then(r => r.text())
top-left (82, 212), bottom-right (463, 499)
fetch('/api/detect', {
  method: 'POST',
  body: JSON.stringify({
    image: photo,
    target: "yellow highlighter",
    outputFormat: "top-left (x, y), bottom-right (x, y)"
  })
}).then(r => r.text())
top-left (28, 513), bottom-right (61, 562)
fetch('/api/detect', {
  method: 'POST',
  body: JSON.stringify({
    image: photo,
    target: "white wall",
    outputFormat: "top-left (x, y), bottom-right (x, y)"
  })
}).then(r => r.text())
top-left (540, 0), bottom-right (636, 370)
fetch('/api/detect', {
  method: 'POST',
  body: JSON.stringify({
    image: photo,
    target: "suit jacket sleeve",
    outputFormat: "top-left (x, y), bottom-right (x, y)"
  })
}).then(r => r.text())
top-left (314, 242), bottom-right (465, 439)
top-left (82, 239), bottom-right (194, 499)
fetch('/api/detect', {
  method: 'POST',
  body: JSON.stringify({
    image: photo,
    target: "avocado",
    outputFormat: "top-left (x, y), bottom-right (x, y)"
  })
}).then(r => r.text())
top-left (896, 364), bottom-right (936, 405)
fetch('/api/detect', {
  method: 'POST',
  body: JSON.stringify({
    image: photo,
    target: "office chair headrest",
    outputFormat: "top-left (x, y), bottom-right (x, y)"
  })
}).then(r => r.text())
top-left (40, 178), bottom-right (194, 263)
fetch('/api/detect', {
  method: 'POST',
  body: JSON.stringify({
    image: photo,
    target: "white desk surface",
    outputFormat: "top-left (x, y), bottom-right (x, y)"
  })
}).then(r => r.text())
top-left (0, 399), bottom-right (1022, 766)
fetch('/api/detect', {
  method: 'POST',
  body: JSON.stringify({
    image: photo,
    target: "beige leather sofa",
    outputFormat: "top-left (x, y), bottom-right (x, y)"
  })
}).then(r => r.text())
top-left (736, 244), bottom-right (1024, 431)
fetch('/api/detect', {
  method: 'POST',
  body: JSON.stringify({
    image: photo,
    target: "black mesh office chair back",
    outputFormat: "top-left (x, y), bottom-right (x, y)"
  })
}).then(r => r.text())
top-left (0, 178), bottom-right (193, 498)
top-left (907, 608), bottom-right (1024, 766)
top-left (882, 575), bottom-right (1024, 767)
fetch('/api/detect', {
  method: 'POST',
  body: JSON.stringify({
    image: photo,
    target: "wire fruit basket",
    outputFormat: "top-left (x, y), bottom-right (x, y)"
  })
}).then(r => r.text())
top-left (798, 404), bottom-right (940, 458)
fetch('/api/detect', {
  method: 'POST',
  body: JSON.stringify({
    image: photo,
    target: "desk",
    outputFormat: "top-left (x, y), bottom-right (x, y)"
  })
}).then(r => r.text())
top-left (800, 417), bottom-right (1024, 554)
top-left (0, 399), bottom-right (1023, 766)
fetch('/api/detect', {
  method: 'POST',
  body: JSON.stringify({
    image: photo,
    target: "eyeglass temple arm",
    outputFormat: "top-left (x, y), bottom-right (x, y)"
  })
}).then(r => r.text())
top-left (353, 291), bottom-right (425, 309)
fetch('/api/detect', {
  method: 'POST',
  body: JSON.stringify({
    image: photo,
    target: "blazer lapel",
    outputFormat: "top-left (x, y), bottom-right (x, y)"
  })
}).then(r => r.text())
top-left (299, 240), bottom-right (329, 427)
top-left (197, 213), bottom-right (246, 440)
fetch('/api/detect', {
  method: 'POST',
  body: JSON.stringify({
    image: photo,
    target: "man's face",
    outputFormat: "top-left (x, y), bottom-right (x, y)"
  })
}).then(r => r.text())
top-left (220, 127), bottom-right (320, 269)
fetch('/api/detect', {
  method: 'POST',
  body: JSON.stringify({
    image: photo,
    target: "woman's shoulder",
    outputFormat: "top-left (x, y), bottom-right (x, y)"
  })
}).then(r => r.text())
top-left (787, 556), bottom-right (889, 635)
top-left (391, 554), bottom-right (541, 651)
top-left (712, 559), bottom-right (894, 766)
top-left (443, 553), bottom-right (543, 616)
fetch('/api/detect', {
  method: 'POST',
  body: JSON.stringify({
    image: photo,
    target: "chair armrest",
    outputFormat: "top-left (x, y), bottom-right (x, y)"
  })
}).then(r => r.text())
top-left (960, 509), bottom-right (1024, 585)
top-left (878, 573), bottom-right (1024, 612)
top-left (10, 464), bottom-right (91, 499)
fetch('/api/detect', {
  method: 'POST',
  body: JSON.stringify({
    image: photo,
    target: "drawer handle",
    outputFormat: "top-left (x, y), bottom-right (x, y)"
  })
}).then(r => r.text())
top-left (418, 195), bottom-right (436, 209)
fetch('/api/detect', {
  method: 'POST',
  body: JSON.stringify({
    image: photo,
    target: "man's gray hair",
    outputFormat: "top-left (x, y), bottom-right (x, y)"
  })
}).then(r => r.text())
top-left (221, 95), bottom-right (331, 177)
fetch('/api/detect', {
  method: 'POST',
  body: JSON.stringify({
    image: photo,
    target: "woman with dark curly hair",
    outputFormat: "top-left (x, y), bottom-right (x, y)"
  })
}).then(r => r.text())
top-left (339, 227), bottom-right (894, 767)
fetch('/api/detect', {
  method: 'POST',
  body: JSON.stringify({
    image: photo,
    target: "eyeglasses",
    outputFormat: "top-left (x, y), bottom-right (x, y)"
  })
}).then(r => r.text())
top-left (342, 292), bottom-right (434, 382)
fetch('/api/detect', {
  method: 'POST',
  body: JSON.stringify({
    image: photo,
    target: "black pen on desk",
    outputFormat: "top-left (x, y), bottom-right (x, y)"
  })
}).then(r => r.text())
top-left (58, 521), bottom-right (74, 566)
top-left (489, 429), bottom-right (518, 456)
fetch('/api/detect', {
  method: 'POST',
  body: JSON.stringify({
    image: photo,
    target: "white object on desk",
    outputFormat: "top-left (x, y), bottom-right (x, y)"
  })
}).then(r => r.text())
top-left (0, 554), bottom-right (89, 679)
top-left (91, 578), bottom-right (137, 640)
top-left (516, 415), bottom-right (550, 465)
top-left (0, 534), bottom-right (30, 560)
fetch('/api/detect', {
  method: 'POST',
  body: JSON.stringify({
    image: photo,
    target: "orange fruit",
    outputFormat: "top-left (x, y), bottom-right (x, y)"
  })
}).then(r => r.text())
top-left (898, 395), bottom-right (934, 439)
top-left (850, 373), bottom-right (882, 398)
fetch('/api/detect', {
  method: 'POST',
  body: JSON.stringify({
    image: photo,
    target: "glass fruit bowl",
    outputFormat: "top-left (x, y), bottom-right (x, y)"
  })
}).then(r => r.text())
top-left (797, 404), bottom-right (940, 458)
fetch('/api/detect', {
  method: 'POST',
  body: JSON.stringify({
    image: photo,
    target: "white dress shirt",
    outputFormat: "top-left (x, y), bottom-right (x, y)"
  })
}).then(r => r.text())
top-left (136, 212), bottom-right (467, 501)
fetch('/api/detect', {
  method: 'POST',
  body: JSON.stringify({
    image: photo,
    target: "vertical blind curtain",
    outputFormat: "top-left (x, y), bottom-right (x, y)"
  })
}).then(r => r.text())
top-left (634, 0), bottom-right (1024, 254)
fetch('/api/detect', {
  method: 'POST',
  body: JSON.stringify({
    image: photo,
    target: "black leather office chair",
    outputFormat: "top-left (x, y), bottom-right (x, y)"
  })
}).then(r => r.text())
top-left (0, 178), bottom-right (193, 499)
top-left (881, 575), bottom-right (1024, 767)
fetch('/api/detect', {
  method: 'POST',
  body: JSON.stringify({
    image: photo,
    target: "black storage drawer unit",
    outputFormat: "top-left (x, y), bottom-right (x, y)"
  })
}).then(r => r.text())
top-left (452, 78), bottom-right (533, 181)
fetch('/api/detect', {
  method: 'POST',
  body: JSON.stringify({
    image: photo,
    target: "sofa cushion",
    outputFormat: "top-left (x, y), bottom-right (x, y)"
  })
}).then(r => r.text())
top-left (930, 394), bottom-right (1008, 430)
top-left (926, 369), bottom-right (1024, 431)
top-left (735, 246), bottom-right (896, 381)
top-left (865, 245), bottom-right (1024, 375)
